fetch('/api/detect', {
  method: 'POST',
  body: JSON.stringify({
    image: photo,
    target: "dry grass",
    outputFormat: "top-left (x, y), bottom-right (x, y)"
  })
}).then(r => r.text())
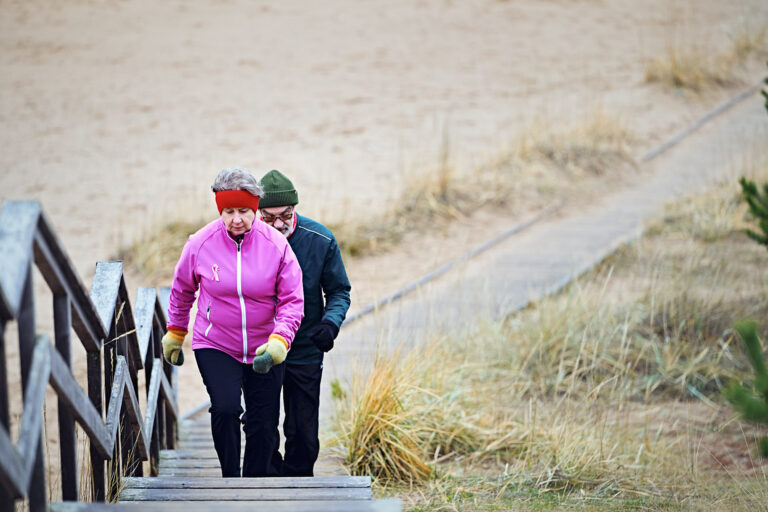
top-left (644, 47), bottom-right (737, 92)
top-left (329, 154), bottom-right (768, 508)
top-left (115, 110), bottom-right (634, 276)
top-left (329, 110), bottom-right (634, 258)
top-left (115, 220), bottom-right (201, 282)
top-left (645, 20), bottom-right (767, 92)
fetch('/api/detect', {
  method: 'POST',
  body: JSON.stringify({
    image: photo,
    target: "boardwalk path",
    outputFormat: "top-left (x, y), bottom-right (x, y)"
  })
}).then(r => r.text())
top-left (321, 96), bottom-right (767, 423)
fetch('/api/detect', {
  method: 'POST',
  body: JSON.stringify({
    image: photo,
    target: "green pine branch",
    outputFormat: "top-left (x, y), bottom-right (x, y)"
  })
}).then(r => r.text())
top-left (764, 61), bottom-right (767, 112)
top-left (740, 177), bottom-right (768, 250)
top-left (725, 321), bottom-right (768, 457)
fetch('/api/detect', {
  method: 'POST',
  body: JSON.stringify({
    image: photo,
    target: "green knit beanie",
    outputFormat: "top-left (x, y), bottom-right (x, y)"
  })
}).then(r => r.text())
top-left (259, 169), bottom-right (299, 208)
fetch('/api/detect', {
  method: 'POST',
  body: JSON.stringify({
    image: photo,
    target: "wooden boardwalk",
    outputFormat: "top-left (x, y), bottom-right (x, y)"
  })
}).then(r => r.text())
top-left (81, 415), bottom-right (401, 511)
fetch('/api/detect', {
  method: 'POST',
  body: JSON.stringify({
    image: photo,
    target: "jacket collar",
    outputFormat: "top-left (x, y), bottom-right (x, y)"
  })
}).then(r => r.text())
top-left (218, 218), bottom-right (257, 244)
top-left (286, 212), bottom-right (299, 238)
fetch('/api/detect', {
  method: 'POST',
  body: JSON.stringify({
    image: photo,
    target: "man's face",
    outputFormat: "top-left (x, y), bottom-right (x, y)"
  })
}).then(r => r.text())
top-left (260, 206), bottom-right (294, 236)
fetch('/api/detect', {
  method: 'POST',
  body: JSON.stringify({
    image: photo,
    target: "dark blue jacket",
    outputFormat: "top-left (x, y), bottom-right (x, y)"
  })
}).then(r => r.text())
top-left (286, 214), bottom-right (351, 364)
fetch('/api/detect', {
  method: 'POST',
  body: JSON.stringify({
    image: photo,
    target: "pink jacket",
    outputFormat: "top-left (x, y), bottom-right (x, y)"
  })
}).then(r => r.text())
top-left (167, 218), bottom-right (304, 364)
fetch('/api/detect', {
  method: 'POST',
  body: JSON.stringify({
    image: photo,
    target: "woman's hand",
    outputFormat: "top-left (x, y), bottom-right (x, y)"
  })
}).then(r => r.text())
top-left (162, 328), bottom-right (187, 366)
top-left (252, 334), bottom-right (288, 373)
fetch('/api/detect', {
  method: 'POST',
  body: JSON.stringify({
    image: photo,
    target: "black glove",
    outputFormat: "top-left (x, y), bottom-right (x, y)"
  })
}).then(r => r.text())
top-left (306, 320), bottom-right (339, 352)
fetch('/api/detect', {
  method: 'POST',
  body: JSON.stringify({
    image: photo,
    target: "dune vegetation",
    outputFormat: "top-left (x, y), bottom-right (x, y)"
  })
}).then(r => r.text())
top-left (330, 152), bottom-right (768, 510)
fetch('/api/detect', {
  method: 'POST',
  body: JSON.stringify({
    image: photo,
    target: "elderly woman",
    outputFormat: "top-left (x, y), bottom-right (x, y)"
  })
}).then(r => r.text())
top-left (161, 167), bottom-right (304, 478)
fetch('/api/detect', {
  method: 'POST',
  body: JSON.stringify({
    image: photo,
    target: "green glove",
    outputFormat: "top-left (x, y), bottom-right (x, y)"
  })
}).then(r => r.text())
top-left (252, 334), bottom-right (288, 374)
top-left (162, 328), bottom-right (186, 366)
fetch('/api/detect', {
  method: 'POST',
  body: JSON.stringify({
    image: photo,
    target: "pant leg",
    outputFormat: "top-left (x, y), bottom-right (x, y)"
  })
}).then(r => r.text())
top-left (194, 349), bottom-right (244, 477)
top-left (281, 362), bottom-right (322, 477)
top-left (242, 362), bottom-right (285, 477)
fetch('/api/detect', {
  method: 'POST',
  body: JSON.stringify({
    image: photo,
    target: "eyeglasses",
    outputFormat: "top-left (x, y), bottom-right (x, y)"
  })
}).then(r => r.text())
top-left (261, 209), bottom-right (294, 225)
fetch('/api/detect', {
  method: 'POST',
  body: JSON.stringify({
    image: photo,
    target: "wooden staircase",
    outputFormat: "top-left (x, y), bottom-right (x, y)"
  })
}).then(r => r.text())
top-left (53, 414), bottom-right (400, 511)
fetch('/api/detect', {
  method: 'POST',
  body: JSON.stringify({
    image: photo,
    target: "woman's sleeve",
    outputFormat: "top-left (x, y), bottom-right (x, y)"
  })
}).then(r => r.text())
top-left (272, 243), bottom-right (304, 346)
top-left (167, 237), bottom-right (199, 331)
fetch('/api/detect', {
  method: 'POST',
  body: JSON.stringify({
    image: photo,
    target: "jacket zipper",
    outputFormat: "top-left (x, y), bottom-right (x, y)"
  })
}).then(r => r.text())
top-left (204, 305), bottom-right (213, 337)
top-left (236, 239), bottom-right (248, 362)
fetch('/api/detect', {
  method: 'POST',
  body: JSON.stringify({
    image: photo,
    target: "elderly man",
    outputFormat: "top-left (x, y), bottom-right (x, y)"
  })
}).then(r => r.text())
top-left (257, 169), bottom-right (351, 476)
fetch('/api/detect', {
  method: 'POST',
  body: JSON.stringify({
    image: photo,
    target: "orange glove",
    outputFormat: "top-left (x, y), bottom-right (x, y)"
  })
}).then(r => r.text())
top-left (162, 327), bottom-right (187, 365)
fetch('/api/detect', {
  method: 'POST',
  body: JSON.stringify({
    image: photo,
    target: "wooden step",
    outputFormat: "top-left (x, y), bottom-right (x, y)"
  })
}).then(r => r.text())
top-left (52, 499), bottom-right (402, 511)
top-left (123, 476), bottom-right (370, 489)
top-left (119, 476), bottom-right (372, 502)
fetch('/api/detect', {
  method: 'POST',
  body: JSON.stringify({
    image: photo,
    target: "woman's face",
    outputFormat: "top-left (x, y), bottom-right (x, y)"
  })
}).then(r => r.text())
top-left (221, 207), bottom-right (255, 236)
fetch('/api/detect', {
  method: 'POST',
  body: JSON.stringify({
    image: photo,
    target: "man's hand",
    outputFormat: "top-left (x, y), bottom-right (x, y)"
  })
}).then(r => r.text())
top-left (307, 320), bottom-right (339, 352)
top-left (162, 328), bottom-right (186, 366)
top-left (252, 334), bottom-right (289, 373)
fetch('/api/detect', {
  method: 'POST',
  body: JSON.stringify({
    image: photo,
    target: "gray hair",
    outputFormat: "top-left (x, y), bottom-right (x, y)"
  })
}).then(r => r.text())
top-left (211, 168), bottom-right (264, 197)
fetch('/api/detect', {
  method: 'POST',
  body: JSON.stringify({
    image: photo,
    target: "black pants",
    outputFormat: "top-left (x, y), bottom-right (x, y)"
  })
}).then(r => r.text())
top-left (195, 348), bottom-right (284, 477)
top-left (279, 362), bottom-right (323, 476)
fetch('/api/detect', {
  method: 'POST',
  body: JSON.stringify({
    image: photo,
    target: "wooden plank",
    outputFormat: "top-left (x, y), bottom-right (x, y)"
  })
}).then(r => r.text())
top-left (119, 487), bottom-right (372, 501)
top-left (133, 288), bottom-right (156, 364)
top-left (0, 425), bottom-right (26, 498)
top-left (48, 341), bottom-right (112, 458)
top-left (0, 273), bottom-right (11, 322)
top-left (160, 459), bottom-right (235, 469)
top-left (118, 357), bottom-right (149, 460)
top-left (160, 450), bottom-right (230, 460)
top-left (157, 468), bottom-right (222, 477)
top-left (179, 433), bottom-right (217, 442)
top-left (89, 261), bottom-right (123, 336)
top-left (87, 349), bottom-right (106, 501)
top-left (104, 357), bottom-right (149, 460)
top-left (179, 421), bottom-right (212, 430)
top-left (54, 294), bottom-right (78, 501)
top-left (0, 318), bottom-right (9, 428)
top-left (143, 362), bottom-right (162, 446)
top-left (35, 208), bottom-right (107, 343)
top-left (52, 498), bottom-right (402, 511)
top-left (34, 231), bottom-right (102, 351)
top-left (178, 429), bottom-right (213, 438)
top-left (0, 201), bottom-right (39, 317)
top-left (122, 476), bottom-right (371, 489)
top-left (159, 287), bottom-right (171, 322)
top-left (0, 319), bottom-right (12, 510)
top-left (17, 335), bottom-right (51, 512)
top-left (178, 426), bottom-right (212, 434)
top-left (104, 356), bottom-right (127, 447)
top-left (159, 371), bottom-right (178, 421)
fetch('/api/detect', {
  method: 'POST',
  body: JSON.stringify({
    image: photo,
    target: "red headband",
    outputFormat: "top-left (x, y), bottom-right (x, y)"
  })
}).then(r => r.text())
top-left (215, 190), bottom-right (260, 214)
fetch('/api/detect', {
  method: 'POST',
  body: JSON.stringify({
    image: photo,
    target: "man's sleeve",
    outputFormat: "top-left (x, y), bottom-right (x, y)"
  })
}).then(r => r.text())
top-left (320, 237), bottom-right (351, 328)
top-left (272, 242), bottom-right (304, 346)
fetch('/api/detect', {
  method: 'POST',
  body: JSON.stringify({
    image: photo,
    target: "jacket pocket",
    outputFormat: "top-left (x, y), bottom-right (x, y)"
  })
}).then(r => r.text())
top-left (204, 303), bottom-right (213, 337)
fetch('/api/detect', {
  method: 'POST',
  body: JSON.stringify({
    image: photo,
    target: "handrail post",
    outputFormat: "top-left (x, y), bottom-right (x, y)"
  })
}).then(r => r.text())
top-left (87, 349), bottom-right (105, 501)
top-left (104, 316), bottom-right (118, 501)
top-left (148, 321), bottom-right (161, 474)
top-left (0, 317), bottom-right (12, 512)
top-left (17, 264), bottom-right (46, 512)
top-left (54, 294), bottom-right (78, 501)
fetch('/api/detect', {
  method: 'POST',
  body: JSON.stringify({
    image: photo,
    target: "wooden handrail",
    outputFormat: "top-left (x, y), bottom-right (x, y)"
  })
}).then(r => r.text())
top-left (0, 200), bottom-right (179, 509)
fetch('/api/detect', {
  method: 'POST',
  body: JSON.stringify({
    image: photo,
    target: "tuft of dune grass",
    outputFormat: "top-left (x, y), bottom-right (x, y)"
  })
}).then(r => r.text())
top-left (115, 221), bottom-right (200, 283)
top-left (645, 22), bottom-right (767, 93)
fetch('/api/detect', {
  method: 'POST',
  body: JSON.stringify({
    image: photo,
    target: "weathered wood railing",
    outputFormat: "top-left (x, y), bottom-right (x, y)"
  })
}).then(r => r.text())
top-left (0, 201), bottom-right (178, 511)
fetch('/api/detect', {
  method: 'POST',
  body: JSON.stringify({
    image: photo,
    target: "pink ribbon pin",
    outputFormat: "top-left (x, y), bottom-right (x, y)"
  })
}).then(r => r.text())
top-left (212, 264), bottom-right (220, 282)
